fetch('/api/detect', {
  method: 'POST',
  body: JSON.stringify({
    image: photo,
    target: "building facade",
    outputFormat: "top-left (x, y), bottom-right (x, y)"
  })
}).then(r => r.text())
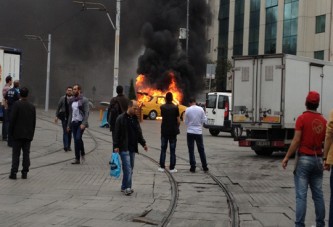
top-left (207, 0), bottom-right (333, 89)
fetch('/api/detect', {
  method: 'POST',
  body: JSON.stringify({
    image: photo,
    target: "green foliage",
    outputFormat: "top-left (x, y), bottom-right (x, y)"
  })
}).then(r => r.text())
top-left (128, 78), bottom-right (136, 100)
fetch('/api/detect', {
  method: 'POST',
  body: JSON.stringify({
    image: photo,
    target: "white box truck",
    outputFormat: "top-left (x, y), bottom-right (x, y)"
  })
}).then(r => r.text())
top-left (232, 54), bottom-right (333, 156)
top-left (0, 46), bottom-right (22, 120)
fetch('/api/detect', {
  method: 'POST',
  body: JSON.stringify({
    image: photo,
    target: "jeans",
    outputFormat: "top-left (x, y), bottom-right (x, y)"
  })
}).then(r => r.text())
top-left (187, 133), bottom-right (207, 169)
top-left (11, 139), bottom-right (31, 175)
top-left (160, 136), bottom-right (177, 169)
top-left (329, 169), bottom-right (333, 227)
top-left (71, 121), bottom-right (85, 161)
top-left (120, 151), bottom-right (135, 190)
top-left (294, 156), bottom-right (325, 227)
top-left (61, 119), bottom-right (71, 150)
top-left (1, 106), bottom-right (8, 140)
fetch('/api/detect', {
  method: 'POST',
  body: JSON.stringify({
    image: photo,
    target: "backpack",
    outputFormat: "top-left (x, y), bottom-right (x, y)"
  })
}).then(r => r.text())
top-left (108, 99), bottom-right (121, 131)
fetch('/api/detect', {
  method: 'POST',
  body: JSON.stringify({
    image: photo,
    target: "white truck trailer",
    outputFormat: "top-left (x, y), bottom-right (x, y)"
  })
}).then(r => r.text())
top-left (232, 54), bottom-right (333, 156)
top-left (0, 46), bottom-right (22, 120)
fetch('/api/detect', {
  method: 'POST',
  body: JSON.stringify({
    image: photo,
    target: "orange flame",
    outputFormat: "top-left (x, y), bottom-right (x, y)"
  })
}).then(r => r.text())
top-left (135, 72), bottom-right (183, 105)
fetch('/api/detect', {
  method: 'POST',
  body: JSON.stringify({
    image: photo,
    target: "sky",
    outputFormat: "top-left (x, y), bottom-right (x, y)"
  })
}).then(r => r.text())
top-left (0, 0), bottom-right (210, 107)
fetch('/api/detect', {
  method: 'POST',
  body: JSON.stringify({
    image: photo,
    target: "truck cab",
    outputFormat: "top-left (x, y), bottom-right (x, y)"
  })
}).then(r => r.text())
top-left (204, 92), bottom-right (242, 137)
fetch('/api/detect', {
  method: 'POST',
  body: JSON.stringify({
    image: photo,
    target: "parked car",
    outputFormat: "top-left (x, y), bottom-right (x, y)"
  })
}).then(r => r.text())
top-left (141, 95), bottom-right (187, 120)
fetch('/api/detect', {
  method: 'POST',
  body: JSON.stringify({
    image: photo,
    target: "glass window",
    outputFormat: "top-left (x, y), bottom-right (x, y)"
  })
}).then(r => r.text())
top-left (314, 50), bottom-right (324, 60)
top-left (316, 15), bottom-right (326, 33)
top-left (206, 95), bottom-right (217, 108)
top-left (233, 0), bottom-right (245, 56)
top-left (218, 96), bottom-right (227, 109)
top-left (283, 0), bottom-right (298, 54)
top-left (218, 0), bottom-right (230, 59)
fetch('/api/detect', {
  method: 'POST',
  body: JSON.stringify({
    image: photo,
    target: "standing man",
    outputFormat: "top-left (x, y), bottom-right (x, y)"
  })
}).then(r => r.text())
top-left (158, 92), bottom-right (180, 173)
top-left (67, 84), bottom-right (89, 164)
top-left (5, 80), bottom-right (20, 147)
top-left (55, 86), bottom-right (73, 152)
top-left (282, 91), bottom-right (326, 227)
top-left (108, 85), bottom-right (129, 148)
top-left (2, 75), bottom-right (12, 141)
top-left (8, 87), bottom-right (36, 180)
top-left (113, 100), bottom-right (148, 196)
top-left (184, 97), bottom-right (209, 173)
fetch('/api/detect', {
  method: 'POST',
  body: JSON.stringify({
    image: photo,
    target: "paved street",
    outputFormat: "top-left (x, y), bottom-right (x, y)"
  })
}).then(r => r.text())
top-left (0, 109), bottom-right (331, 226)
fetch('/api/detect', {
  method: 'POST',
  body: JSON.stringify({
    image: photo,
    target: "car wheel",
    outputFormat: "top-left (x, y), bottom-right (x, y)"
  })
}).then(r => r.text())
top-left (180, 112), bottom-right (185, 121)
top-left (148, 110), bottom-right (157, 120)
top-left (209, 129), bottom-right (220, 136)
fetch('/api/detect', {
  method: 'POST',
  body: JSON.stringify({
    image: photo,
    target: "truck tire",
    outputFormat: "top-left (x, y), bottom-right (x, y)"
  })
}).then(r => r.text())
top-left (209, 129), bottom-right (220, 136)
top-left (148, 110), bottom-right (157, 120)
top-left (252, 147), bottom-right (273, 156)
top-left (231, 126), bottom-right (243, 138)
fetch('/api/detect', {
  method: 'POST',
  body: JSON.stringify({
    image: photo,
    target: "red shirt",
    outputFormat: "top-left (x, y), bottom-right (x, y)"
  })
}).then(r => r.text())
top-left (295, 111), bottom-right (327, 155)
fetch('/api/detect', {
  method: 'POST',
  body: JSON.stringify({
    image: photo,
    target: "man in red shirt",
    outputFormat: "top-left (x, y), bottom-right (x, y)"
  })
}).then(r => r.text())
top-left (282, 91), bottom-right (326, 227)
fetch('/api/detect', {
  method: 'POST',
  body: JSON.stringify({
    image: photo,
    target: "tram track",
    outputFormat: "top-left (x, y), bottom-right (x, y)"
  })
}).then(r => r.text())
top-left (88, 127), bottom-right (239, 227)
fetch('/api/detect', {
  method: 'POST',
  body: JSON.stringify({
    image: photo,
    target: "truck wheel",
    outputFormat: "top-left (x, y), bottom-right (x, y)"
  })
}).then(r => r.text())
top-left (252, 147), bottom-right (273, 156)
top-left (148, 110), bottom-right (157, 120)
top-left (209, 129), bottom-right (220, 136)
top-left (231, 126), bottom-right (243, 138)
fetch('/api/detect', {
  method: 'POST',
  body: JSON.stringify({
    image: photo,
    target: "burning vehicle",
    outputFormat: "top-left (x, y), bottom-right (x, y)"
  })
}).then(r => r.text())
top-left (136, 72), bottom-right (187, 120)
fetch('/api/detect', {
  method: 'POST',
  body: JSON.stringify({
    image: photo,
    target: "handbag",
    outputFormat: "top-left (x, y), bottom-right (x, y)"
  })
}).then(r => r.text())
top-left (110, 153), bottom-right (121, 178)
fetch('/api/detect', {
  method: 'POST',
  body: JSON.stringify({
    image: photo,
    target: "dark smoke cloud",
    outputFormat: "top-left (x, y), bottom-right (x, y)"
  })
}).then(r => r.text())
top-left (0, 0), bottom-right (210, 107)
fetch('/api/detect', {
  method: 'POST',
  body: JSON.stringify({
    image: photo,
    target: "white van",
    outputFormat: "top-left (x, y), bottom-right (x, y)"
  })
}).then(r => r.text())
top-left (204, 92), bottom-right (242, 137)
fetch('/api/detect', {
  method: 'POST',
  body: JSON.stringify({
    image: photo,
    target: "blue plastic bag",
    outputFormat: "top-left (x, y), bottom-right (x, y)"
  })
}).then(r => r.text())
top-left (110, 153), bottom-right (121, 178)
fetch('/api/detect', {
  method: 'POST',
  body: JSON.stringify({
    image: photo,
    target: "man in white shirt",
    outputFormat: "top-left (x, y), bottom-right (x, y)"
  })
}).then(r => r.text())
top-left (184, 97), bottom-right (208, 173)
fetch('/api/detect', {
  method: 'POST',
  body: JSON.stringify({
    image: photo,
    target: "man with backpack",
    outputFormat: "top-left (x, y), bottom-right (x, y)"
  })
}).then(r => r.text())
top-left (108, 85), bottom-right (129, 148)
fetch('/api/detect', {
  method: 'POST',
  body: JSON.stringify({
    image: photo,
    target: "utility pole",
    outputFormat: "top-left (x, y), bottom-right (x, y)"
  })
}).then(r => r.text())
top-left (113, 0), bottom-right (120, 97)
top-left (186, 0), bottom-right (190, 56)
top-left (25, 34), bottom-right (51, 112)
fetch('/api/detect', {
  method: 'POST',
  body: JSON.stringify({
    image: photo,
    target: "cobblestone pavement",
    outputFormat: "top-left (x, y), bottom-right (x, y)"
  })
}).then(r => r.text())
top-left (0, 108), bottom-right (330, 226)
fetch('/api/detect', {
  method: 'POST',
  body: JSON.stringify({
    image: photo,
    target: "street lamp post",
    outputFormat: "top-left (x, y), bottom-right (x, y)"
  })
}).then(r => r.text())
top-left (73, 0), bottom-right (120, 97)
top-left (25, 34), bottom-right (51, 112)
top-left (186, 0), bottom-right (190, 56)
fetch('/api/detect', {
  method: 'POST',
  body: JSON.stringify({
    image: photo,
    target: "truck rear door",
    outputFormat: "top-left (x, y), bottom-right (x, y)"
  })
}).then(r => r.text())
top-left (232, 57), bottom-right (256, 124)
top-left (257, 56), bottom-right (283, 125)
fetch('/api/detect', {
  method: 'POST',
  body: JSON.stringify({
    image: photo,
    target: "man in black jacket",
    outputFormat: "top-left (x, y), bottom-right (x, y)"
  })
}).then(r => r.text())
top-left (55, 86), bottom-right (73, 151)
top-left (113, 100), bottom-right (148, 196)
top-left (9, 87), bottom-right (36, 180)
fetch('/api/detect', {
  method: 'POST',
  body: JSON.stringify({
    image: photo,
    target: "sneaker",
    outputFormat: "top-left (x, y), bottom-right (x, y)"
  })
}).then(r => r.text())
top-left (21, 173), bottom-right (27, 179)
top-left (158, 167), bottom-right (165, 172)
top-left (71, 160), bottom-right (80, 164)
top-left (123, 188), bottom-right (133, 196)
top-left (169, 169), bottom-right (178, 173)
top-left (203, 167), bottom-right (209, 172)
top-left (9, 174), bottom-right (17, 180)
top-left (121, 188), bottom-right (134, 193)
top-left (190, 167), bottom-right (196, 173)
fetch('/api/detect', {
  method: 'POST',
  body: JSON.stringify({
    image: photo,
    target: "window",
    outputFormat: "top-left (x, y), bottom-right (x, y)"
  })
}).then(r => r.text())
top-left (206, 95), bottom-right (217, 108)
top-left (265, 0), bottom-right (278, 54)
top-left (218, 96), bottom-right (228, 109)
top-left (314, 50), bottom-right (324, 60)
top-left (233, 0), bottom-right (245, 55)
top-left (316, 15), bottom-right (326, 33)
top-left (249, 0), bottom-right (261, 55)
top-left (218, 0), bottom-right (230, 59)
top-left (283, 0), bottom-right (298, 54)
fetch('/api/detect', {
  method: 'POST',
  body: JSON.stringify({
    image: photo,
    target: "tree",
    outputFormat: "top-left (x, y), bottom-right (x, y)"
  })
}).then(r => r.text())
top-left (128, 78), bottom-right (136, 100)
top-left (215, 58), bottom-right (232, 91)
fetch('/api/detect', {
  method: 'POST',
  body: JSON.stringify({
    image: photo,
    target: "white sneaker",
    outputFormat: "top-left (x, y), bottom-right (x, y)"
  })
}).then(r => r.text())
top-left (169, 169), bottom-right (178, 173)
top-left (158, 167), bottom-right (165, 172)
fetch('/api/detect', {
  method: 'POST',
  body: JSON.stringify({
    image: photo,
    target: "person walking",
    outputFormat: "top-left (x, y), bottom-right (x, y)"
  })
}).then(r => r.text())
top-left (1, 75), bottom-right (12, 141)
top-left (5, 80), bottom-right (20, 147)
top-left (55, 86), bottom-right (73, 152)
top-left (108, 85), bottom-right (129, 148)
top-left (8, 87), bottom-right (36, 180)
top-left (184, 97), bottom-right (209, 173)
top-left (282, 91), bottom-right (326, 227)
top-left (67, 84), bottom-right (89, 164)
top-left (158, 92), bottom-right (180, 173)
top-left (323, 109), bottom-right (333, 226)
top-left (113, 100), bottom-right (148, 196)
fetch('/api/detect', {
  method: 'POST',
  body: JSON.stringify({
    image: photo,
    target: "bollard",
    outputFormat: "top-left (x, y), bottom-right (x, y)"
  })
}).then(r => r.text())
top-left (99, 109), bottom-right (103, 121)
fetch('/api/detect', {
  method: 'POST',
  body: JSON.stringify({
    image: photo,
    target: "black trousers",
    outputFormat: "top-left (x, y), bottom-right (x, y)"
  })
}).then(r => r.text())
top-left (11, 139), bottom-right (31, 175)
